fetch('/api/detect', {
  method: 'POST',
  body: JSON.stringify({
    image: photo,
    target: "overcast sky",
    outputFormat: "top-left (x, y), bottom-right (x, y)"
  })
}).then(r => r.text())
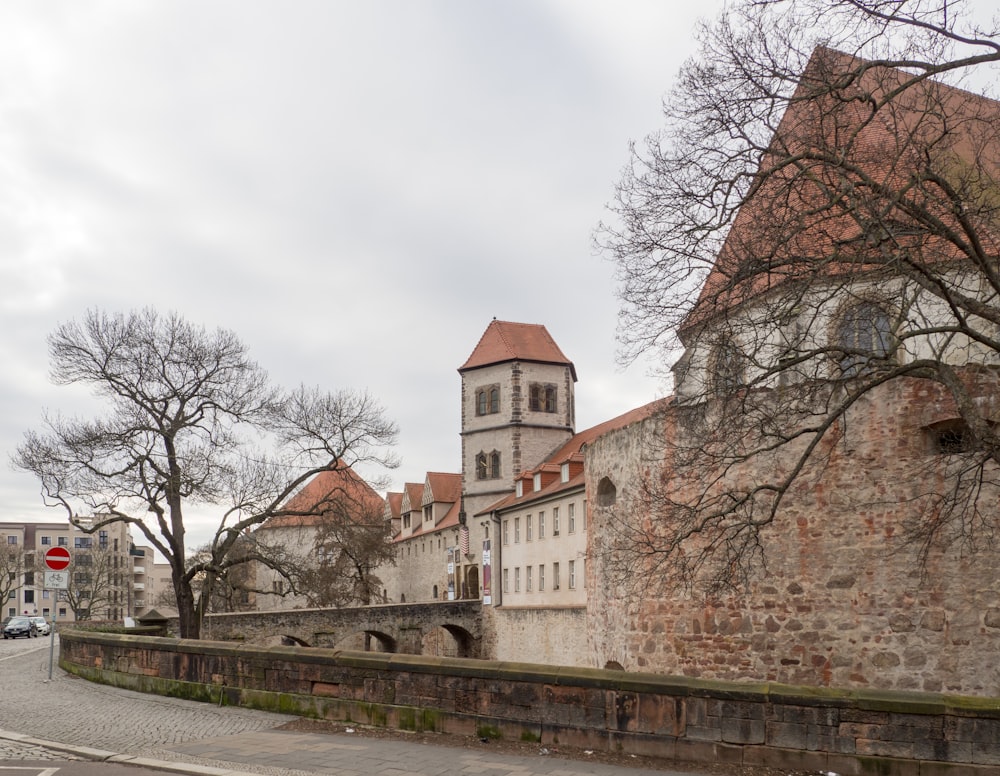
top-left (0, 1), bottom-right (737, 551)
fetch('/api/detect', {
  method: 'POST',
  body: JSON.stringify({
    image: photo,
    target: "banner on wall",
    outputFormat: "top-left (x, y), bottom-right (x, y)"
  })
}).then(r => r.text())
top-left (482, 538), bottom-right (492, 605)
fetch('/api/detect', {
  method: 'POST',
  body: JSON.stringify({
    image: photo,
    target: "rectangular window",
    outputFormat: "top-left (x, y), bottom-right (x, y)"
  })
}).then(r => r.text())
top-left (568, 503), bottom-right (576, 533)
top-left (503, 520), bottom-right (509, 545)
top-left (272, 580), bottom-right (284, 594)
top-left (7, 591), bottom-right (14, 599)
top-left (553, 562), bottom-right (560, 591)
top-left (503, 568), bottom-right (509, 593)
top-left (99, 530), bottom-right (109, 549)
top-left (423, 505), bottom-right (433, 522)
top-left (7, 608), bottom-right (14, 617)
top-left (526, 515), bottom-right (532, 542)
top-left (74, 537), bottom-right (92, 549)
top-left (569, 560), bottom-right (576, 589)
top-left (553, 508), bottom-right (560, 536)
top-left (41, 536), bottom-right (51, 546)
top-left (514, 567), bottom-right (521, 593)
top-left (526, 566), bottom-right (532, 592)
top-left (43, 591), bottom-right (50, 599)
top-left (514, 518), bottom-right (520, 543)
top-left (57, 537), bottom-right (68, 547)
top-left (24, 590), bottom-right (34, 604)
top-left (42, 608), bottom-right (49, 616)
top-left (24, 572), bottom-right (34, 586)
top-left (538, 564), bottom-right (545, 592)
top-left (59, 607), bottom-right (66, 617)
top-left (538, 511), bottom-right (545, 539)
top-left (7, 536), bottom-right (16, 545)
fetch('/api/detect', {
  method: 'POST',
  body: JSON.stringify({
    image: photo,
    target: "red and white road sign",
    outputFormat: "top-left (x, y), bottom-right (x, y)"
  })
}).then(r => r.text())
top-left (44, 546), bottom-right (71, 571)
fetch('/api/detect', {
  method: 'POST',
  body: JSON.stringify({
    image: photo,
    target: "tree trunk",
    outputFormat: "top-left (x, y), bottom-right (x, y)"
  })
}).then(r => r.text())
top-left (175, 580), bottom-right (200, 639)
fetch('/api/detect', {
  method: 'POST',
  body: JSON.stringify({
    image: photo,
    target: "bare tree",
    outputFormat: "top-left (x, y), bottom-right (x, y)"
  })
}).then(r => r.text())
top-left (14, 309), bottom-right (397, 638)
top-left (62, 541), bottom-right (125, 621)
top-left (293, 477), bottom-right (394, 608)
top-left (0, 536), bottom-right (27, 613)
top-left (597, 0), bottom-right (1000, 593)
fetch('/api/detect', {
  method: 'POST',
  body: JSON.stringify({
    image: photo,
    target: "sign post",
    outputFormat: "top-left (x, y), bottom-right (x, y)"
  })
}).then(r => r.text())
top-left (43, 546), bottom-right (71, 681)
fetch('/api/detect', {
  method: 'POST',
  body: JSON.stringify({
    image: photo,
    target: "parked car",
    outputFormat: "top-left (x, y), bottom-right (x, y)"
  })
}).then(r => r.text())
top-left (30, 617), bottom-right (50, 636)
top-left (3, 617), bottom-right (37, 639)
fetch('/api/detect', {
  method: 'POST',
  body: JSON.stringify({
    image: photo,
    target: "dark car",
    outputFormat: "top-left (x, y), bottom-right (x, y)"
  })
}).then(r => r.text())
top-left (3, 616), bottom-right (38, 639)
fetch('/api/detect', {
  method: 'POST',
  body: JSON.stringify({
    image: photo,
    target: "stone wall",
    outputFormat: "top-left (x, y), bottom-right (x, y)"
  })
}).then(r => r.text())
top-left (490, 606), bottom-right (588, 665)
top-left (58, 629), bottom-right (1000, 774)
top-left (585, 378), bottom-right (1000, 696)
top-left (200, 599), bottom-right (483, 656)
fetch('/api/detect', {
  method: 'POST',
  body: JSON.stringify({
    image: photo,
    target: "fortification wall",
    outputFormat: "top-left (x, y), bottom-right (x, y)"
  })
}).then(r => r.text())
top-left (585, 378), bottom-right (1000, 696)
top-left (59, 629), bottom-right (1000, 774)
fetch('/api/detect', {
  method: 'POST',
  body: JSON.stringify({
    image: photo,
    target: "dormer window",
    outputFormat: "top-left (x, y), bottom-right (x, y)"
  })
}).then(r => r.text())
top-left (516, 480), bottom-right (523, 498)
top-left (560, 463), bottom-right (569, 483)
top-left (533, 473), bottom-right (541, 491)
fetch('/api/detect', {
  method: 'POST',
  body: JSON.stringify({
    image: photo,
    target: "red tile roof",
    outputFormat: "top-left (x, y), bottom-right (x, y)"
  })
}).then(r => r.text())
top-left (263, 464), bottom-right (385, 529)
top-left (459, 319), bottom-right (576, 380)
top-left (683, 46), bottom-right (1000, 332)
top-left (480, 397), bottom-right (670, 514)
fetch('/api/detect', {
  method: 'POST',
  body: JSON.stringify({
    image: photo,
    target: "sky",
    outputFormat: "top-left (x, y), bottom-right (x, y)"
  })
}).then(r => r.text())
top-left (0, 1), bottom-right (731, 552)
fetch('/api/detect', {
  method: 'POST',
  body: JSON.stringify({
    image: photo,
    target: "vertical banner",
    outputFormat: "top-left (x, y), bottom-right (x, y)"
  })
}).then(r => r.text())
top-left (481, 538), bottom-right (492, 605)
top-left (446, 547), bottom-right (456, 600)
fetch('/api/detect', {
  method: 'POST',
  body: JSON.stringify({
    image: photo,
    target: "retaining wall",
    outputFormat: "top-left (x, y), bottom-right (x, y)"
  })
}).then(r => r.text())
top-left (59, 629), bottom-right (1000, 774)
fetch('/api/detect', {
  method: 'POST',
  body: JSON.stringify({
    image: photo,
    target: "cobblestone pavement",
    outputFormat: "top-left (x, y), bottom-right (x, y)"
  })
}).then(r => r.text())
top-left (0, 640), bottom-right (798, 776)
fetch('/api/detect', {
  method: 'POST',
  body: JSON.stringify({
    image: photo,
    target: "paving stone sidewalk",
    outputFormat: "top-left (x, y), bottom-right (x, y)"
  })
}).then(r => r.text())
top-left (0, 641), bottom-right (774, 776)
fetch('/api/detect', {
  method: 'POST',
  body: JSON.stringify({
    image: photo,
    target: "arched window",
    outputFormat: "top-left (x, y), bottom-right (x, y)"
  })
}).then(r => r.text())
top-left (836, 301), bottom-right (892, 376)
top-left (476, 452), bottom-right (488, 480)
top-left (489, 451), bottom-right (501, 479)
top-left (596, 476), bottom-right (617, 506)
top-left (712, 339), bottom-right (746, 394)
top-left (475, 385), bottom-right (500, 416)
top-left (529, 383), bottom-right (557, 413)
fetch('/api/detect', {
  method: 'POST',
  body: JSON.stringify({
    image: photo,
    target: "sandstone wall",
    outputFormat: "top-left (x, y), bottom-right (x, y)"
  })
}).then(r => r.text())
top-left (490, 606), bottom-right (588, 665)
top-left (585, 378), bottom-right (1000, 696)
top-left (58, 629), bottom-right (1000, 774)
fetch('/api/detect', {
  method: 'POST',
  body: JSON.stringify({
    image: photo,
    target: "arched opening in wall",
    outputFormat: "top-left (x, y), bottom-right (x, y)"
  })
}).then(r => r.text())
top-left (400, 593), bottom-right (406, 603)
top-left (422, 624), bottom-right (476, 658)
top-left (465, 567), bottom-right (480, 599)
top-left (604, 660), bottom-right (625, 671)
top-left (432, 584), bottom-right (439, 599)
top-left (596, 477), bottom-right (617, 506)
top-left (332, 629), bottom-right (397, 653)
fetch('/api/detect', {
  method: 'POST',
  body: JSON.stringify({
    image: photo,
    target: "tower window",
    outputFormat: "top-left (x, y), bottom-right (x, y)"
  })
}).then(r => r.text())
top-left (476, 451), bottom-right (502, 480)
top-left (476, 385), bottom-right (500, 416)
top-left (529, 383), bottom-right (557, 413)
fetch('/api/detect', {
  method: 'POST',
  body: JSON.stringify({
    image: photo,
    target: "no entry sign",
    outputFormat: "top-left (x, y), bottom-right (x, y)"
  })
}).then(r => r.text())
top-left (44, 546), bottom-right (71, 571)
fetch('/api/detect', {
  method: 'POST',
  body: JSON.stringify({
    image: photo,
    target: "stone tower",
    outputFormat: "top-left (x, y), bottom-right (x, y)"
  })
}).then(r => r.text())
top-left (458, 320), bottom-right (576, 519)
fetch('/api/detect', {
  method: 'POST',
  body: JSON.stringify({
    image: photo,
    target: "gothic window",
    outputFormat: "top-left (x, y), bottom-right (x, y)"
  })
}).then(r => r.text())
top-left (476, 385), bottom-right (500, 416)
top-left (476, 451), bottom-right (502, 480)
top-left (836, 301), bottom-right (892, 376)
top-left (712, 339), bottom-right (746, 394)
top-left (529, 383), bottom-right (557, 413)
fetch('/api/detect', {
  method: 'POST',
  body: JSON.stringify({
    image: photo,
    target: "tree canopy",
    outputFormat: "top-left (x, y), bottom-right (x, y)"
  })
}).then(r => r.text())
top-left (598, 0), bottom-right (1000, 593)
top-left (14, 308), bottom-right (398, 637)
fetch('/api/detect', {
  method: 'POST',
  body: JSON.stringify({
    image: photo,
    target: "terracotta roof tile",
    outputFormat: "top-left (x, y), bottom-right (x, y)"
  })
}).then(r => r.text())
top-left (459, 319), bottom-right (576, 380)
top-left (479, 397), bottom-right (669, 514)
top-left (684, 46), bottom-right (1000, 331)
top-left (262, 465), bottom-right (384, 530)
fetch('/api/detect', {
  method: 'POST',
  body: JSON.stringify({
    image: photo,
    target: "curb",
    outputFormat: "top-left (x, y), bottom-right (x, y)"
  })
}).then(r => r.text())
top-left (0, 729), bottom-right (262, 776)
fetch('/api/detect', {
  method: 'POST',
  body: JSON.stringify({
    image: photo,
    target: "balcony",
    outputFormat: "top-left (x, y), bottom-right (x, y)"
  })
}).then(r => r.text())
top-left (132, 565), bottom-right (146, 575)
top-left (133, 583), bottom-right (145, 591)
